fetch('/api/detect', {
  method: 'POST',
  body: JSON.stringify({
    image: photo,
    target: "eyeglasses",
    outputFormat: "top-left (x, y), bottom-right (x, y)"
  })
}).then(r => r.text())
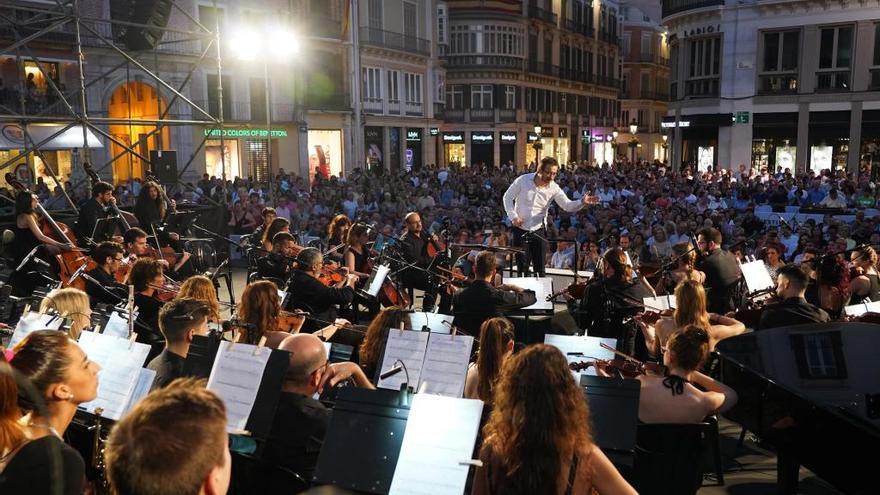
top-left (311, 359), bottom-right (330, 376)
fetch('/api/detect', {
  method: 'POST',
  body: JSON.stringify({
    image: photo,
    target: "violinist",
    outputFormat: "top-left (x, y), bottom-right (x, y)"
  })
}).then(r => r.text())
top-left (177, 275), bottom-right (222, 323)
top-left (73, 180), bottom-right (120, 246)
top-left (11, 191), bottom-right (73, 292)
top-left (695, 227), bottom-right (741, 314)
top-left (126, 257), bottom-right (167, 360)
top-left (849, 246), bottom-right (880, 304)
top-left (237, 280), bottom-right (346, 345)
top-left (134, 180), bottom-right (185, 249)
top-left (757, 264), bottom-right (829, 330)
top-left (84, 241), bottom-right (127, 307)
top-left (326, 214), bottom-right (352, 263)
top-left (399, 211), bottom-right (446, 312)
top-left (38, 287), bottom-right (92, 340)
top-left (463, 317), bottom-right (515, 403)
top-left (250, 206), bottom-right (277, 246)
top-left (630, 325), bottom-right (738, 424)
top-left (659, 242), bottom-right (705, 294)
top-left (344, 223), bottom-right (379, 318)
top-left (262, 217), bottom-right (291, 253)
top-left (357, 306), bottom-right (410, 381)
top-left (452, 251), bottom-right (536, 336)
top-left (146, 298), bottom-right (210, 391)
top-left (285, 247), bottom-right (358, 333)
top-left (256, 232), bottom-right (299, 284)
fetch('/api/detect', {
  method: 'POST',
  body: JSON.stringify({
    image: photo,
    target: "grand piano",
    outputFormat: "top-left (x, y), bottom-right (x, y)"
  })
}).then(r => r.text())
top-left (715, 322), bottom-right (880, 494)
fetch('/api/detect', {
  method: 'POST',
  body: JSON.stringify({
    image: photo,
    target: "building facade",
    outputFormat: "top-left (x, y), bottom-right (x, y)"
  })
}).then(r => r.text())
top-left (441, 0), bottom-right (622, 169)
top-left (619, 3), bottom-right (669, 162)
top-left (663, 0), bottom-right (880, 177)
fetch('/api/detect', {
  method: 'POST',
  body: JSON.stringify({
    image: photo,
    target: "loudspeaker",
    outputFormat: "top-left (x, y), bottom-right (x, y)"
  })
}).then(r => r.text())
top-left (110, 0), bottom-right (173, 51)
top-left (149, 150), bottom-right (177, 184)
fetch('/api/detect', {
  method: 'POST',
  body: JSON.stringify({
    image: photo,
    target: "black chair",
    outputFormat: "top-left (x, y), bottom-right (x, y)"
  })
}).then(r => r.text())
top-left (230, 452), bottom-right (309, 495)
top-left (632, 422), bottom-right (710, 495)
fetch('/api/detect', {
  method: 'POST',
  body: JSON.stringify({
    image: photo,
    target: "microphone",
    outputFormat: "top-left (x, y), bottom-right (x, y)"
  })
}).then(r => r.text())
top-left (221, 319), bottom-right (257, 332)
top-left (68, 263), bottom-right (89, 285)
top-left (379, 365), bottom-right (404, 380)
top-left (16, 246), bottom-right (49, 272)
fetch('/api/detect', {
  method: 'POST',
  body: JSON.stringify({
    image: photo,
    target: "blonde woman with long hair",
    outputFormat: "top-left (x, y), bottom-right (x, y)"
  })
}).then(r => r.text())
top-left (39, 288), bottom-right (92, 340)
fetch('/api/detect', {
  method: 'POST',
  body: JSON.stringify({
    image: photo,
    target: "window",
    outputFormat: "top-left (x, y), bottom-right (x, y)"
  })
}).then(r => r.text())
top-left (471, 84), bottom-right (493, 109)
top-left (446, 84), bottom-right (464, 109)
top-left (621, 34), bottom-right (630, 57)
top-left (405, 72), bottom-right (422, 104)
top-left (198, 5), bottom-right (224, 55)
top-left (249, 78), bottom-right (266, 122)
top-left (403, 2), bottom-right (417, 39)
top-left (641, 72), bottom-right (650, 96)
top-left (685, 36), bottom-right (721, 97)
top-left (437, 5), bottom-right (447, 44)
top-left (505, 85), bottom-right (516, 109)
top-left (388, 70), bottom-right (400, 102)
top-left (247, 139), bottom-right (269, 183)
top-left (435, 72), bottom-right (445, 102)
top-left (368, 0), bottom-right (382, 30)
top-left (362, 67), bottom-right (382, 101)
top-left (638, 109), bottom-right (648, 128)
top-left (819, 26), bottom-right (852, 69)
top-left (763, 30), bottom-right (799, 72)
top-left (641, 33), bottom-right (652, 59)
top-left (206, 74), bottom-right (232, 120)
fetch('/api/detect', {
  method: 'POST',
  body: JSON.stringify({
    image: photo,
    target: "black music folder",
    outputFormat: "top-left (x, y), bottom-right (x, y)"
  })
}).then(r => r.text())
top-left (580, 375), bottom-right (641, 467)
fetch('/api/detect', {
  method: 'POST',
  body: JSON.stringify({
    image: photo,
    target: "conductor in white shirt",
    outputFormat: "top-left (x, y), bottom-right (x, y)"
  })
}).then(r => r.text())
top-left (503, 157), bottom-right (597, 276)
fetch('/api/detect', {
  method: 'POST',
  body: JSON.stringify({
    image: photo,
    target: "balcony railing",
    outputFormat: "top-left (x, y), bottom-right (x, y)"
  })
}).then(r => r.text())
top-left (685, 77), bottom-right (720, 97)
top-left (596, 76), bottom-right (620, 89)
top-left (443, 109), bottom-right (465, 121)
top-left (302, 93), bottom-right (350, 111)
top-left (528, 60), bottom-right (560, 77)
top-left (563, 19), bottom-right (594, 38)
top-left (404, 101), bottom-right (423, 116)
top-left (560, 67), bottom-right (594, 84)
top-left (359, 27), bottom-right (431, 56)
top-left (470, 109), bottom-right (494, 122)
top-left (528, 4), bottom-right (558, 25)
top-left (433, 102), bottom-right (445, 118)
top-left (444, 55), bottom-right (524, 71)
top-left (639, 53), bottom-right (655, 63)
top-left (363, 98), bottom-right (383, 114)
top-left (387, 99), bottom-right (401, 115)
top-left (758, 74), bottom-right (798, 95)
top-left (499, 109), bottom-right (517, 122)
top-left (598, 31), bottom-right (620, 45)
top-left (662, 0), bottom-right (724, 18)
top-left (815, 70), bottom-right (851, 92)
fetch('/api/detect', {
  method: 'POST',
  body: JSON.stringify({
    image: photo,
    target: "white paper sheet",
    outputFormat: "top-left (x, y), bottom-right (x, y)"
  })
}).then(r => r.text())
top-left (389, 394), bottom-right (483, 495)
top-left (844, 300), bottom-right (880, 317)
top-left (102, 311), bottom-right (133, 339)
top-left (122, 368), bottom-right (156, 415)
top-left (406, 312), bottom-right (454, 334)
top-left (740, 260), bottom-right (775, 293)
top-left (9, 312), bottom-right (65, 347)
top-left (377, 330), bottom-right (430, 391)
top-left (206, 341), bottom-right (272, 433)
top-left (365, 264), bottom-right (391, 297)
top-left (643, 295), bottom-right (677, 311)
top-left (544, 334), bottom-right (618, 377)
top-left (420, 335), bottom-right (474, 397)
top-left (77, 331), bottom-right (151, 420)
top-left (503, 277), bottom-right (554, 311)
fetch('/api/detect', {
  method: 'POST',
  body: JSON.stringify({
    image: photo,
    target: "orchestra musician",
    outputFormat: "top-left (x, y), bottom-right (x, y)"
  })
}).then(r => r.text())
top-left (474, 344), bottom-right (637, 495)
top-left (256, 232), bottom-right (299, 284)
top-left (285, 248), bottom-right (358, 333)
top-left (104, 379), bottom-right (231, 495)
top-left (757, 264), bottom-right (830, 330)
top-left (463, 317), bottom-right (515, 403)
top-left (74, 180), bottom-right (121, 246)
top-left (326, 214), bottom-right (352, 263)
top-left (134, 181), bottom-right (183, 246)
top-left (250, 206), bottom-right (276, 246)
top-left (452, 251), bottom-right (537, 336)
top-left (577, 248), bottom-right (654, 357)
top-left (502, 157), bottom-right (597, 277)
top-left (629, 325), bottom-right (738, 424)
top-left (640, 280), bottom-right (745, 358)
top-left (262, 217), bottom-right (291, 253)
top-left (357, 306), bottom-right (409, 381)
top-left (146, 298), bottom-right (211, 391)
top-left (849, 246), bottom-right (880, 304)
top-left (237, 280), bottom-right (298, 345)
top-left (398, 211), bottom-right (448, 313)
top-left (38, 288), bottom-right (92, 340)
top-left (126, 257), bottom-right (167, 360)
top-left (695, 227), bottom-right (741, 314)
top-left (2, 331), bottom-right (101, 495)
top-left (84, 241), bottom-right (127, 307)
top-left (343, 223), bottom-right (380, 318)
top-left (176, 275), bottom-right (222, 323)
top-left (11, 191), bottom-right (73, 294)
top-left (659, 241), bottom-right (705, 294)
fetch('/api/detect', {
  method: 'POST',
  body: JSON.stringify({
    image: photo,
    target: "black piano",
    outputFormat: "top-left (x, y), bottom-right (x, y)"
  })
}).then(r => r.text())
top-left (716, 322), bottom-right (880, 494)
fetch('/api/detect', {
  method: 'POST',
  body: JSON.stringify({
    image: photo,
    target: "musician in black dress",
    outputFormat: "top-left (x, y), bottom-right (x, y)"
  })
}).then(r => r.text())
top-left (577, 248), bottom-right (653, 357)
top-left (134, 181), bottom-right (193, 278)
top-left (84, 241), bottom-right (127, 307)
top-left (256, 232), bottom-right (298, 285)
top-left (344, 224), bottom-right (379, 319)
top-left (758, 264), bottom-right (830, 330)
top-left (695, 227), bottom-right (741, 314)
top-left (74, 180), bottom-right (117, 246)
top-left (398, 211), bottom-right (448, 312)
top-left (285, 247), bottom-right (358, 333)
top-left (11, 191), bottom-right (72, 295)
top-left (453, 251), bottom-right (537, 336)
top-left (850, 246), bottom-right (880, 304)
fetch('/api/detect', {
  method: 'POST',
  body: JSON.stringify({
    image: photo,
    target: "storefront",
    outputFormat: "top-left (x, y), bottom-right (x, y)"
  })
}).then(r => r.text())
top-left (808, 111), bottom-right (849, 174)
top-left (499, 131), bottom-right (517, 166)
top-left (204, 127), bottom-right (289, 182)
top-left (861, 110), bottom-right (880, 181)
top-left (751, 113), bottom-right (798, 173)
top-left (525, 131), bottom-right (539, 167)
top-left (307, 129), bottom-right (344, 181)
top-left (364, 126), bottom-right (384, 172)
top-left (543, 127), bottom-right (570, 166)
top-left (591, 134), bottom-right (615, 165)
top-left (0, 123), bottom-right (103, 188)
top-left (405, 129), bottom-right (423, 172)
top-left (471, 131), bottom-right (494, 167)
top-left (675, 114), bottom-right (731, 172)
top-left (389, 127), bottom-right (401, 171)
top-left (442, 132), bottom-right (466, 167)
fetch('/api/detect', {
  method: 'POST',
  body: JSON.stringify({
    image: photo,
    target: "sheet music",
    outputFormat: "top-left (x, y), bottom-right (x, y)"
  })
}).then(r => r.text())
top-left (389, 394), bottom-right (483, 495)
top-left (503, 277), bottom-right (553, 311)
top-left (77, 331), bottom-right (151, 420)
top-left (643, 295), bottom-right (677, 311)
top-left (206, 341), bottom-right (271, 433)
top-left (377, 330), bottom-right (430, 391)
top-left (9, 312), bottom-right (64, 347)
top-left (102, 311), bottom-right (133, 339)
top-left (740, 260), bottom-right (775, 293)
top-left (406, 312), bottom-right (454, 334)
top-left (420, 335), bottom-right (473, 397)
top-left (365, 264), bottom-right (391, 297)
top-left (122, 368), bottom-right (156, 415)
top-left (544, 334), bottom-right (618, 377)
top-left (844, 300), bottom-right (880, 317)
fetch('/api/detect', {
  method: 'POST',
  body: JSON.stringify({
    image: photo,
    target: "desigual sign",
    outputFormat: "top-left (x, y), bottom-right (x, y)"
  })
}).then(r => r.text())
top-left (443, 132), bottom-right (464, 143)
top-left (500, 132), bottom-right (517, 143)
top-left (471, 132), bottom-right (494, 143)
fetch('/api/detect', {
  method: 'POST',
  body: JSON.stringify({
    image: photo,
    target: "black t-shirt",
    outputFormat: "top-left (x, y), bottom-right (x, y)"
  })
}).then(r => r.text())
top-left (0, 435), bottom-right (85, 495)
top-left (757, 297), bottom-right (830, 330)
top-left (146, 349), bottom-right (186, 391)
top-left (697, 248), bottom-right (741, 314)
top-left (264, 392), bottom-right (331, 481)
top-left (84, 267), bottom-right (126, 307)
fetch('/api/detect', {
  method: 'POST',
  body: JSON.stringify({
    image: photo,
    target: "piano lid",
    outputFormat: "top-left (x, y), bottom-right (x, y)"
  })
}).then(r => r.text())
top-left (716, 322), bottom-right (880, 432)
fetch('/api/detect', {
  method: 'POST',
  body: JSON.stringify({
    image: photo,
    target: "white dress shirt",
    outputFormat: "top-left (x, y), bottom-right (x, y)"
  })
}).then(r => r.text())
top-left (503, 173), bottom-right (584, 231)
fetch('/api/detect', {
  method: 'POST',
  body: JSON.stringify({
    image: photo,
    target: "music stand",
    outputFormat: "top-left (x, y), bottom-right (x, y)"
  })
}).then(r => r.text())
top-left (360, 264), bottom-right (391, 300)
top-left (312, 388), bottom-right (412, 494)
top-left (580, 375), bottom-right (641, 468)
top-left (406, 311), bottom-right (453, 334)
top-left (739, 259), bottom-right (775, 302)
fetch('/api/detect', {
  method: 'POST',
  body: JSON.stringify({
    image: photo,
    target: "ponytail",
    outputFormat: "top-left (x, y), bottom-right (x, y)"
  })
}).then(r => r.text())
top-left (0, 352), bottom-right (26, 454)
top-left (667, 325), bottom-right (710, 372)
top-left (476, 318), bottom-right (514, 404)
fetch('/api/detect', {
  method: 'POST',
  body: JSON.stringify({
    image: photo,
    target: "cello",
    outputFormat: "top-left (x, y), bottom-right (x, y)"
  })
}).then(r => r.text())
top-left (6, 173), bottom-right (91, 289)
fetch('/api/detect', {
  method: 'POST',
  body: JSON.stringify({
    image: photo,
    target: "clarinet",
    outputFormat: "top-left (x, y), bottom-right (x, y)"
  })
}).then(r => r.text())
top-left (91, 407), bottom-right (111, 494)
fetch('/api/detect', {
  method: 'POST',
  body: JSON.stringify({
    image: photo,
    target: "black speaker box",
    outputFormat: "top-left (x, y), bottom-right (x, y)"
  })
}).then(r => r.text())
top-left (149, 150), bottom-right (178, 184)
top-left (110, 0), bottom-right (173, 51)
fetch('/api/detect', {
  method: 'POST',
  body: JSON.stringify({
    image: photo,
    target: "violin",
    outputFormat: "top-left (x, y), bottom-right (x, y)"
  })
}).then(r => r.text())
top-left (317, 264), bottom-right (348, 286)
top-left (569, 358), bottom-right (666, 378)
top-left (148, 282), bottom-right (180, 302)
top-left (638, 308), bottom-right (675, 326)
top-left (277, 310), bottom-right (306, 333)
top-left (546, 281), bottom-right (589, 302)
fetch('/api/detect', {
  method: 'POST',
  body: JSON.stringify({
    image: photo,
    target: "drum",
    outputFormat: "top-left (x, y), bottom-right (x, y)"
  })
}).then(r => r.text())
top-left (184, 239), bottom-right (217, 273)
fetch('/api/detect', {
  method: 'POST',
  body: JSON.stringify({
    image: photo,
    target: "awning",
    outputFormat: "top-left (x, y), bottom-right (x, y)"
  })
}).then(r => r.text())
top-left (0, 123), bottom-right (104, 150)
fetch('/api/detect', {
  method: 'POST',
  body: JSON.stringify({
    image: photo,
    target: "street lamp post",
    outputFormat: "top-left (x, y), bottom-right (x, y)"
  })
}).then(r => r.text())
top-left (611, 128), bottom-right (619, 161)
top-left (628, 119), bottom-right (639, 164)
top-left (661, 133), bottom-right (669, 162)
top-left (534, 124), bottom-right (543, 165)
top-left (605, 134), bottom-right (613, 165)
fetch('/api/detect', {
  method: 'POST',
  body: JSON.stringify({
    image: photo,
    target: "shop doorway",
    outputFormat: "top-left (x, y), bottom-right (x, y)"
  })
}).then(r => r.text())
top-left (107, 81), bottom-right (171, 183)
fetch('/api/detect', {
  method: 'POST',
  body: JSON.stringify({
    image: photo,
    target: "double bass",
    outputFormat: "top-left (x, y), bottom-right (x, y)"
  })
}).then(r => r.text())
top-left (6, 174), bottom-right (91, 289)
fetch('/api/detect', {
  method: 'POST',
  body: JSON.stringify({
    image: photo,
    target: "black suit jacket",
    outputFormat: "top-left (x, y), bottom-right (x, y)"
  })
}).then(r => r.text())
top-left (75, 198), bottom-right (111, 246)
top-left (697, 248), bottom-right (741, 314)
top-left (399, 231), bottom-right (432, 268)
top-left (286, 269), bottom-right (354, 332)
top-left (84, 267), bottom-right (127, 307)
top-left (757, 297), bottom-right (830, 330)
top-left (452, 280), bottom-right (537, 335)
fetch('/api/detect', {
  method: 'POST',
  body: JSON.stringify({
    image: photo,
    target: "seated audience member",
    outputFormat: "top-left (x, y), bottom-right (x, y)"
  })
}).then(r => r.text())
top-left (464, 317), bottom-right (514, 404)
top-left (104, 379), bottom-right (231, 495)
top-left (39, 287), bottom-right (92, 340)
top-left (357, 306), bottom-right (410, 381)
top-left (265, 333), bottom-right (374, 480)
top-left (758, 264), bottom-right (830, 330)
top-left (84, 240), bottom-right (127, 306)
top-left (634, 325), bottom-right (738, 424)
top-left (147, 298), bottom-right (211, 390)
top-left (474, 344), bottom-right (636, 495)
top-left (1, 331), bottom-right (101, 494)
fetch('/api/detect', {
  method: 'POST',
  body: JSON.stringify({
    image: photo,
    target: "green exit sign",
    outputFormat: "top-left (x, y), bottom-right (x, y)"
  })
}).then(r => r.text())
top-left (735, 111), bottom-right (749, 124)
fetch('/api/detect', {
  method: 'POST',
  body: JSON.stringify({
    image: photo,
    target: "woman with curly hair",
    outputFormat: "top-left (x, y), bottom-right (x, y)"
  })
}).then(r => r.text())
top-left (326, 214), bottom-right (352, 263)
top-left (818, 256), bottom-right (850, 319)
top-left (176, 275), bottom-right (222, 322)
top-left (660, 241), bottom-right (705, 294)
top-left (473, 344), bottom-right (635, 495)
top-left (849, 246), bottom-right (879, 304)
